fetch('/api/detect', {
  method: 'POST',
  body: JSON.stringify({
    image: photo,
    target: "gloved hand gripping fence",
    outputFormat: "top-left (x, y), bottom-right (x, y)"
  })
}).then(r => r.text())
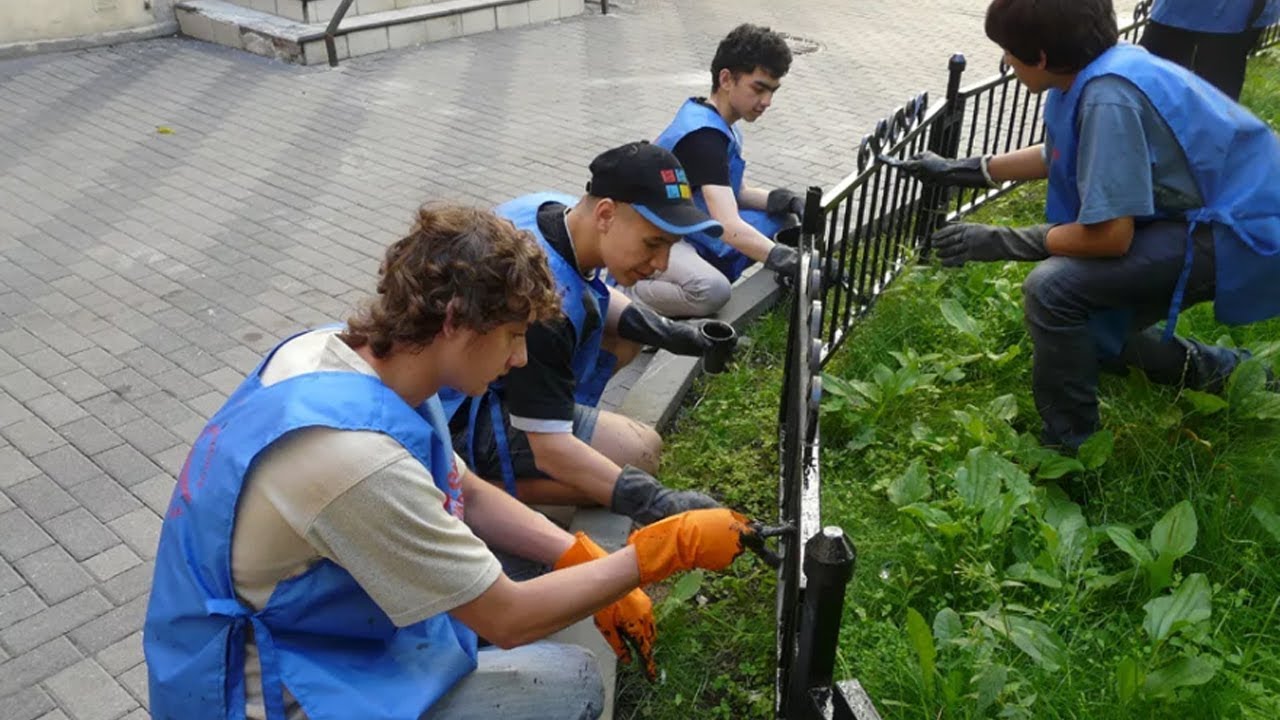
top-left (766, 242), bottom-right (852, 294)
top-left (881, 150), bottom-right (999, 189)
top-left (766, 187), bottom-right (807, 220)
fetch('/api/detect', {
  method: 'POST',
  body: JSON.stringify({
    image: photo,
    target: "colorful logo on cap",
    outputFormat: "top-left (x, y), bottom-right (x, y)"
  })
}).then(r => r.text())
top-left (660, 168), bottom-right (692, 200)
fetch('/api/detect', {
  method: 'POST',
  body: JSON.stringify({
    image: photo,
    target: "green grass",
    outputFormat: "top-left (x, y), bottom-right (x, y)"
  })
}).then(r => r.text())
top-left (617, 52), bottom-right (1280, 720)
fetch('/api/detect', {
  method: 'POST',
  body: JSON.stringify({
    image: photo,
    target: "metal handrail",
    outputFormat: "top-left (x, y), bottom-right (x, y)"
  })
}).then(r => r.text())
top-left (324, 0), bottom-right (357, 67)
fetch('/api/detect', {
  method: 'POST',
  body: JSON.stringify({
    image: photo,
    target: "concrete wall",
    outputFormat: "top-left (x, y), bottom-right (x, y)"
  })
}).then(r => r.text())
top-left (0, 0), bottom-right (176, 46)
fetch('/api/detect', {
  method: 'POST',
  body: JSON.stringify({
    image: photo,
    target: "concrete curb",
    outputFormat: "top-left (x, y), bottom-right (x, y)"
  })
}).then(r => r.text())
top-left (0, 21), bottom-right (179, 60)
top-left (620, 266), bottom-right (787, 430)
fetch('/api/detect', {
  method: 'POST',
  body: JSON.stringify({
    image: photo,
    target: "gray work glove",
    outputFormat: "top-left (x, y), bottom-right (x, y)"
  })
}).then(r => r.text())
top-left (765, 244), bottom-right (853, 294)
top-left (766, 188), bottom-right (806, 220)
top-left (932, 223), bottom-right (1051, 267)
top-left (882, 151), bottom-right (997, 189)
top-left (610, 465), bottom-right (721, 525)
top-left (617, 304), bottom-right (730, 356)
top-left (764, 244), bottom-right (799, 281)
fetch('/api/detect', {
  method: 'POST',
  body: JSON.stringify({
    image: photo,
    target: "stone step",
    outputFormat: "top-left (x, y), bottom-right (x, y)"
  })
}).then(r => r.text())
top-left (221, 0), bottom-right (518, 25)
top-left (176, 0), bottom-right (583, 65)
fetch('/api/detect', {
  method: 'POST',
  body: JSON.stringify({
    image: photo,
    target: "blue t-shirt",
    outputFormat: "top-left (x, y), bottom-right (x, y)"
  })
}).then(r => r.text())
top-left (1045, 75), bottom-right (1203, 225)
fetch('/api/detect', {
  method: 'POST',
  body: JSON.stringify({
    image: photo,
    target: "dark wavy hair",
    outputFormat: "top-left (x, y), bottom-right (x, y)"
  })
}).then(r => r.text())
top-left (344, 205), bottom-right (562, 358)
top-left (711, 23), bottom-right (792, 91)
top-left (985, 0), bottom-right (1118, 73)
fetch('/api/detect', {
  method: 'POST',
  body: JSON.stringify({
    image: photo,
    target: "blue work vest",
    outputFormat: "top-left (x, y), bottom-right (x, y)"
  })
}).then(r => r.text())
top-left (144, 330), bottom-right (476, 720)
top-left (439, 193), bottom-right (616, 493)
top-left (1152, 0), bottom-right (1279, 32)
top-left (655, 99), bottom-right (787, 282)
top-left (1043, 43), bottom-right (1280, 352)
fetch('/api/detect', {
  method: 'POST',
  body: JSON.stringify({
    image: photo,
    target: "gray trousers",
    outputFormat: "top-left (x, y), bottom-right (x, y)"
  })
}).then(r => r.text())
top-left (1022, 221), bottom-right (1246, 448)
top-left (625, 240), bottom-right (733, 318)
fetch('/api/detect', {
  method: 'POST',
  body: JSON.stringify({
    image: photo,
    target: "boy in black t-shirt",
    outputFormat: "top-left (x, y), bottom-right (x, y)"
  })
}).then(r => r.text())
top-left (630, 24), bottom-right (808, 318)
top-left (449, 142), bottom-right (734, 524)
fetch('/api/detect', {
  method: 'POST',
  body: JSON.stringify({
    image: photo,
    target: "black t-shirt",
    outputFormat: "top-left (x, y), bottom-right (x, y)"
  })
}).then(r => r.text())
top-left (499, 203), bottom-right (602, 430)
top-left (670, 100), bottom-right (732, 188)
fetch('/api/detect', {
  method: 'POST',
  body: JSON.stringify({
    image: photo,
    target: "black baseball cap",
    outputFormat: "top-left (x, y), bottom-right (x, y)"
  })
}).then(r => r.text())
top-left (586, 141), bottom-right (724, 237)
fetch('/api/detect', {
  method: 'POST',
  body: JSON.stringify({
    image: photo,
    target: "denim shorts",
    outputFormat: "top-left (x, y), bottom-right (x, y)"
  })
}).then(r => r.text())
top-left (453, 396), bottom-right (600, 481)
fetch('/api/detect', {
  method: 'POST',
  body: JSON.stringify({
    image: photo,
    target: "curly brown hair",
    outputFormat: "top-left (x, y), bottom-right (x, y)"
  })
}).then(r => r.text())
top-left (344, 204), bottom-right (562, 358)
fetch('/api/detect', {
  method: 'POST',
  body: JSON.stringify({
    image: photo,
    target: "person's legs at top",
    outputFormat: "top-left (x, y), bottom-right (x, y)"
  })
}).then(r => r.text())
top-left (421, 642), bottom-right (605, 720)
top-left (1139, 21), bottom-right (1199, 70)
top-left (464, 399), bottom-right (662, 506)
top-left (624, 240), bottom-right (732, 318)
top-left (1190, 28), bottom-right (1263, 100)
top-left (1021, 222), bottom-right (1218, 449)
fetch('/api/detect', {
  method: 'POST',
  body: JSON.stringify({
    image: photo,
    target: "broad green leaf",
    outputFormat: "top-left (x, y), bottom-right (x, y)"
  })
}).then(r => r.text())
top-left (887, 460), bottom-right (931, 507)
top-left (956, 448), bottom-right (1003, 508)
top-left (1143, 573), bottom-right (1212, 643)
top-left (1115, 656), bottom-right (1141, 704)
top-left (1106, 526), bottom-right (1155, 568)
top-left (1077, 430), bottom-right (1114, 470)
top-left (976, 612), bottom-right (1068, 671)
top-left (1182, 390), bottom-right (1229, 416)
top-left (1156, 404), bottom-right (1185, 430)
top-left (1043, 491), bottom-right (1083, 529)
top-left (953, 409), bottom-right (990, 444)
top-left (872, 364), bottom-right (894, 387)
top-left (990, 344), bottom-right (1023, 366)
top-left (989, 394), bottom-right (1019, 422)
top-left (1054, 513), bottom-right (1091, 573)
top-left (982, 492), bottom-right (1030, 538)
top-left (1250, 498), bottom-right (1280, 544)
top-left (1151, 501), bottom-right (1198, 562)
top-left (845, 426), bottom-right (877, 452)
top-left (1005, 561), bottom-right (1063, 589)
top-left (656, 570), bottom-right (705, 622)
top-left (906, 608), bottom-right (937, 698)
top-left (973, 664), bottom-right (1007, 714)
top-left (900, 503), bottom-right (955, 530)
top-left (1223, 359), bottom-right (1280, 419)
top-left (821, 373), bottom-right (859, 399)
top-left (848, 379), bottom-right (882, 404)
top-left (940, 298), bottom-right (982, 340)
top-left (1036, 453), bottom-right (1085, 480)
top-left (1242, 392), bottom-right (1280, 420)
top-left (933, 607), bottom-right (964, 645)
top-left (1227, 359), bottom-right (1268, 409)
top-left (1148, 555), bottom-right (1175, 594)
top-left (668, 570), bottom-right (704, 604)
top-left (1143, 656), bottom-right (1218, 698)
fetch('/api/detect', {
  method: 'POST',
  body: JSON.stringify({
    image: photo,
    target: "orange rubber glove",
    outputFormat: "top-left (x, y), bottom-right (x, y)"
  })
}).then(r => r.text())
top-left (555, 532), bottom-right (659, 681)
top-left (627, 508), bottom-right (753, 586)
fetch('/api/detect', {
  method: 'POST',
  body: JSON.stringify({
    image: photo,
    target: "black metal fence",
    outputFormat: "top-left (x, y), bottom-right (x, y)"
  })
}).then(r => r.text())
top-left (771, 189), bottom-right (879, 720)
top-left (769, 3), bottom-right (1280, 717)
top-left (814, 2), bottom-right (1163, 362)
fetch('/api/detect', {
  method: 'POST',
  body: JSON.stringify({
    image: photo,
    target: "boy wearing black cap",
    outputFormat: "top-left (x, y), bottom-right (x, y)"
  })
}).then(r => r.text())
top-left (441, 141), bottom-right (728, 525)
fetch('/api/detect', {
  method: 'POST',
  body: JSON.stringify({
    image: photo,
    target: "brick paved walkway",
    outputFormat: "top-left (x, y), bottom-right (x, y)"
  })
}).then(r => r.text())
top-left (0, 1), bottom-right (1136, 717)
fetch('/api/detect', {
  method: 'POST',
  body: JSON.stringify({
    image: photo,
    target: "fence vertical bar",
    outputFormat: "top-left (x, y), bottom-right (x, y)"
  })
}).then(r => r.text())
top-left (787, 526), bottom-right (858, 718)
top-left (917, 54), bottom-right (967, 259)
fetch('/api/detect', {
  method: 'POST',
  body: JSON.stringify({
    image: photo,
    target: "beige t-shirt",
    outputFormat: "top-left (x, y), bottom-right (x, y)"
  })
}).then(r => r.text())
top-left (232, 328), bottom-right (501, 719)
